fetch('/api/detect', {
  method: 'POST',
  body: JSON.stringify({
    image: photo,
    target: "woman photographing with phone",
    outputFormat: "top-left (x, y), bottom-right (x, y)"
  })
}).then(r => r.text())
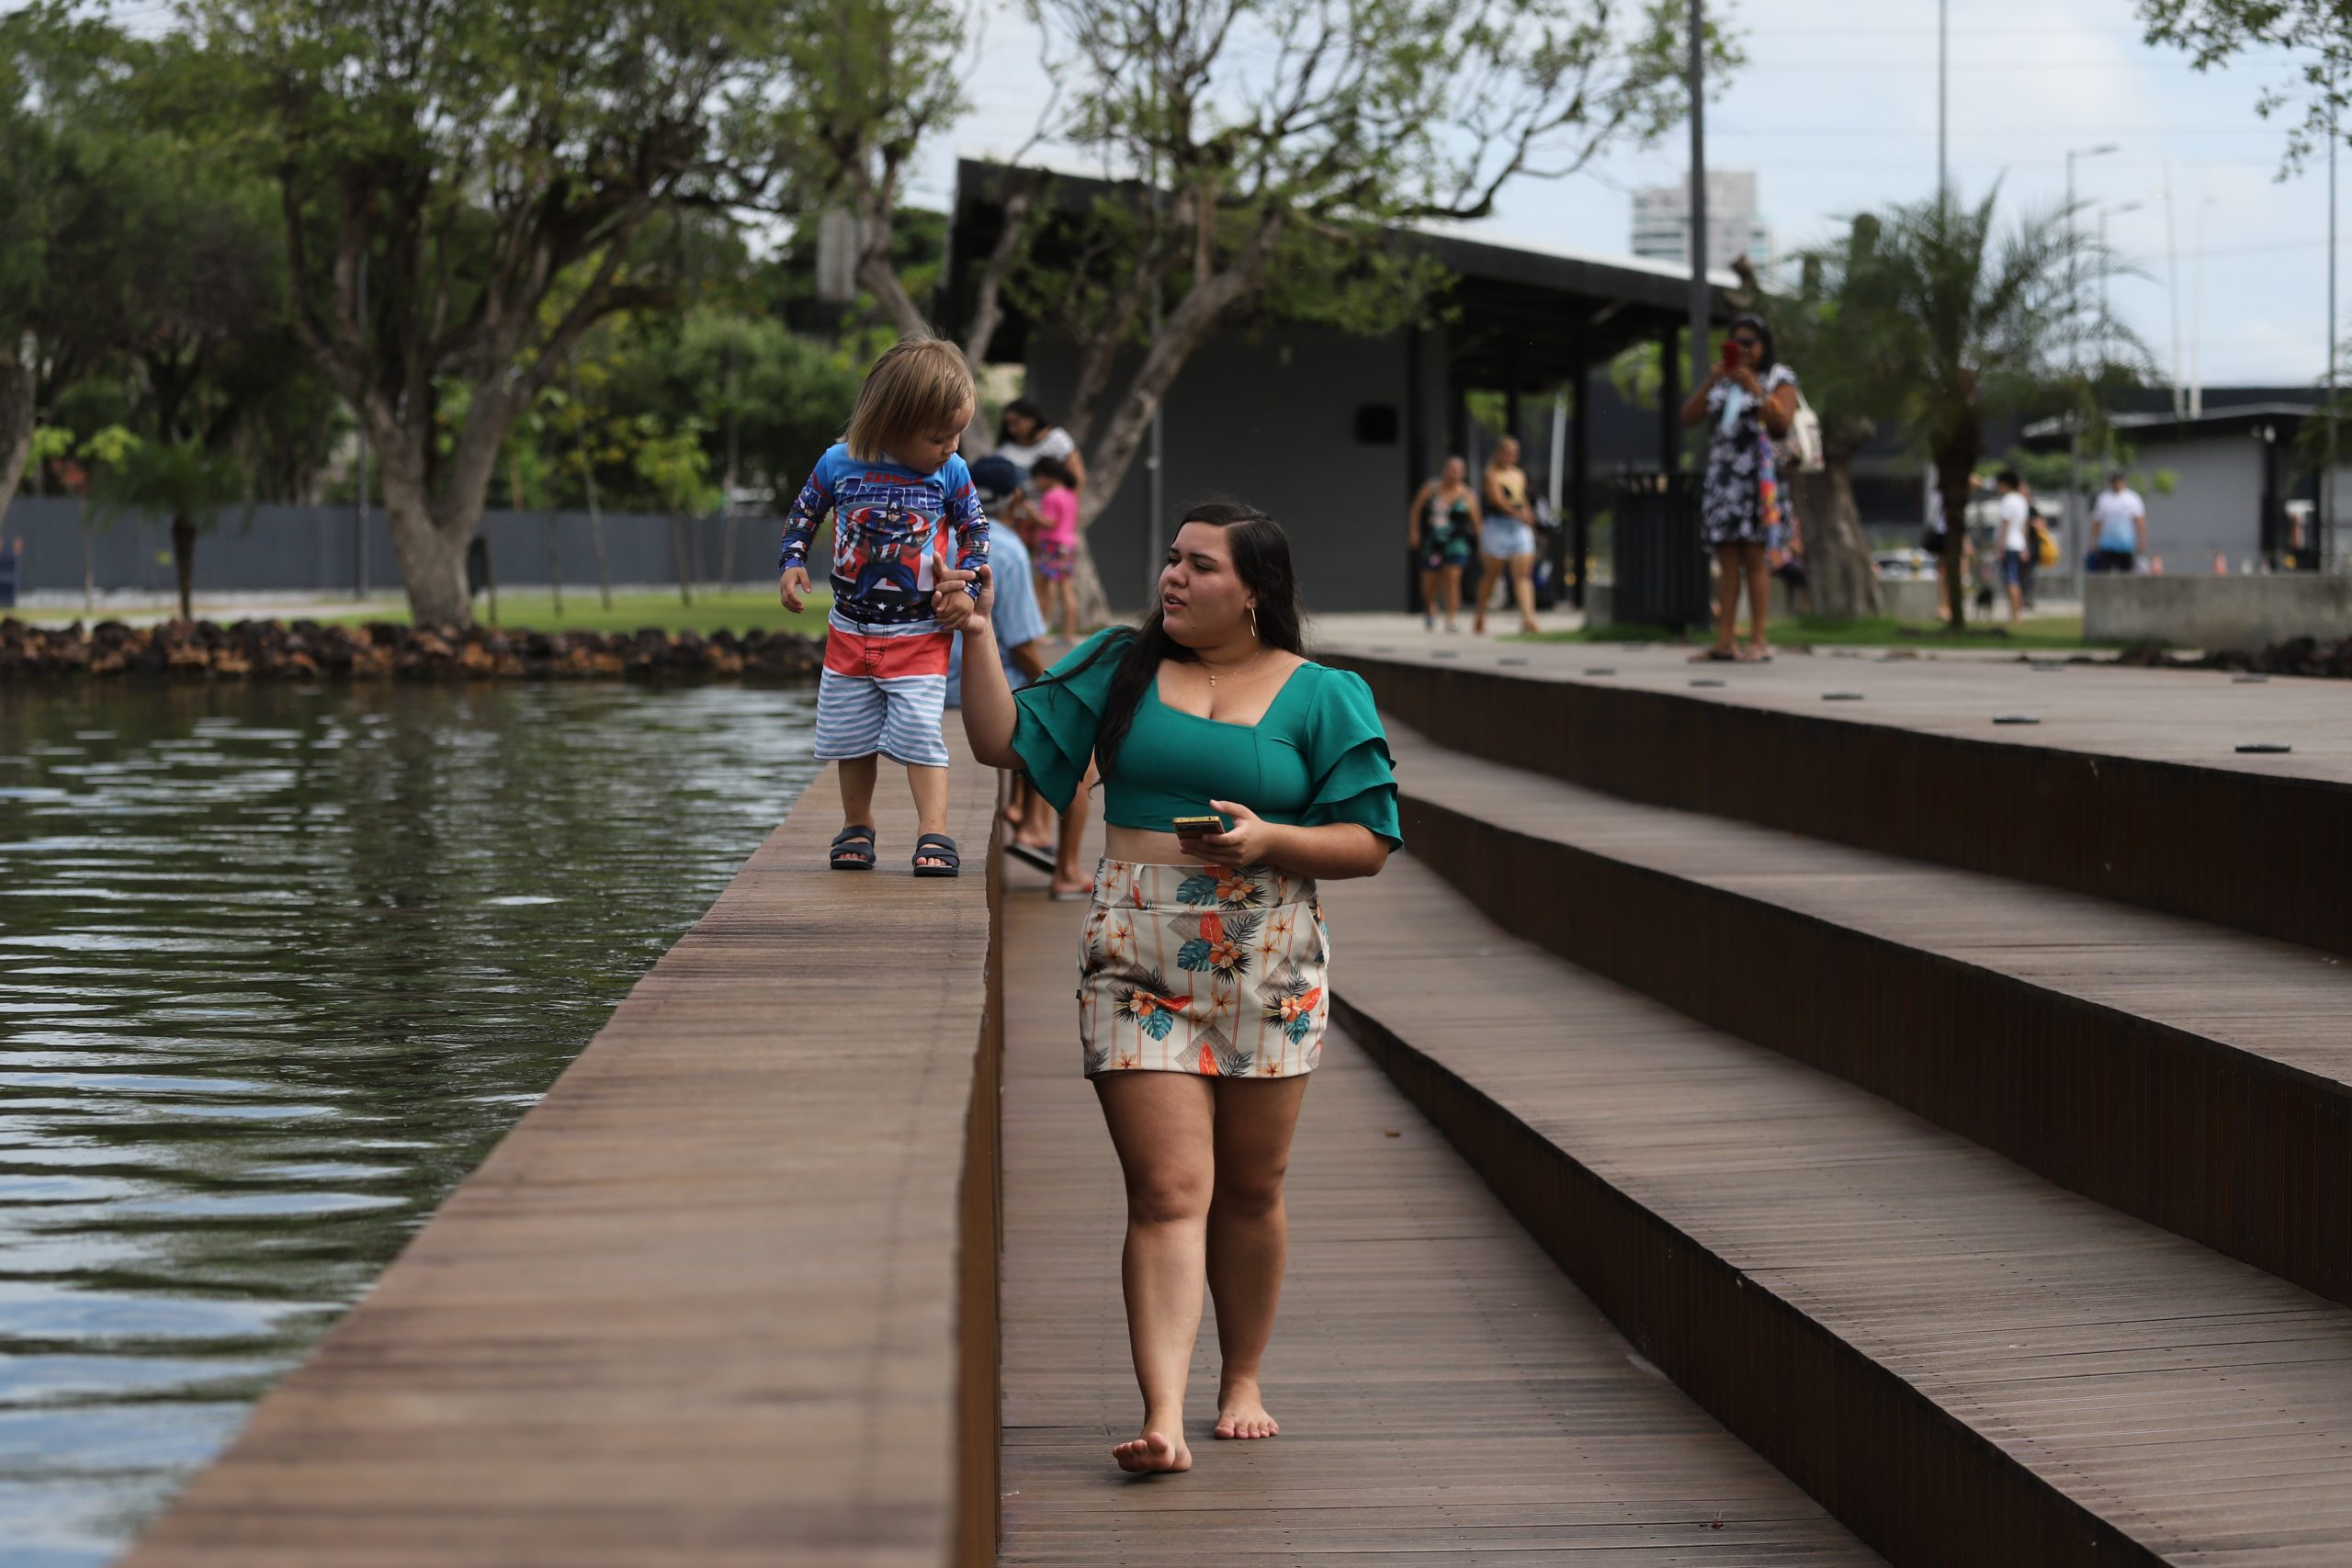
top-left (946, 501), bottom-right (1400, 1476)
top-left (1682, 312), bottom-right (1799, 662)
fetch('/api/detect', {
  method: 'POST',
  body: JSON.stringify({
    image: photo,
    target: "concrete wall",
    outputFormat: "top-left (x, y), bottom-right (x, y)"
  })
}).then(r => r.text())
top-left (0, 496), bottom-right (785, 599)
top-left (2085, 574), bottom-right (2352, 649)
top-left (1024, 323), bottom-right (1417, 614)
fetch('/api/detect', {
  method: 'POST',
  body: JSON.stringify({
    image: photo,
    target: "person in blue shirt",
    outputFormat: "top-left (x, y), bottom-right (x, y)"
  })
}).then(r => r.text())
top-left (778, 337), bottom-right (989, 876)
top-left (945, 460), bottom-right (1058, 879)
top-left (947, 457), bottom-right (1047, 695)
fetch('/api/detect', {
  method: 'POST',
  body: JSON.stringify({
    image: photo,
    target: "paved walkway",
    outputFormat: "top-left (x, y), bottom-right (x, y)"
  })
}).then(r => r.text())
top-left (992, 853), bottom-right (1877, 1565)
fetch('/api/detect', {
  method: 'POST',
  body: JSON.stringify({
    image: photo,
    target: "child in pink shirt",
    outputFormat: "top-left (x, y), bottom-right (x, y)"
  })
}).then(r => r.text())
top-left (1030, 456), bottom-right (1080, 638)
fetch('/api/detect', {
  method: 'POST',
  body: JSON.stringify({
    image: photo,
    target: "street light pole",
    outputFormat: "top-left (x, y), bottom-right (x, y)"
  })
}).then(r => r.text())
top-left (2329, 98), bottom-right (2338, 571)
top-left (2066, 142), bottom-right (2117, 605)
top-left (1687, 0), bottom-right (1709, 423)
top-left (1938, 0), bottom-right (1948, 206)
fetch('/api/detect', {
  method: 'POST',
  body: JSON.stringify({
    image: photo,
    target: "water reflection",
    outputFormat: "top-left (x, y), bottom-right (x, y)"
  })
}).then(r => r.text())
top-left (0, 681), bottom-right (817, 1565)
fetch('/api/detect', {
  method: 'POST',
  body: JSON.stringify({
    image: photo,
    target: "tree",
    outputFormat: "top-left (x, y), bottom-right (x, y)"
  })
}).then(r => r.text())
top-left (1791, 193), bottom-right (2108, 628)
top-left (180, 0), bottom-right (787, 627)
top-left (92, 435), bottom-right (248, 621)
top-left (633, 417), bottom-right (723, 604)
top-left (2141, 0), bottom-right (2352, 174)
top-left (1770, 251), bottom-right (1884, 620)
top-left (1006, 0), bottom-right (1713, 614)
top-left (0, 5), bottom-right (150, 529)
top-left (775, 0), bottom-right (1049, 469)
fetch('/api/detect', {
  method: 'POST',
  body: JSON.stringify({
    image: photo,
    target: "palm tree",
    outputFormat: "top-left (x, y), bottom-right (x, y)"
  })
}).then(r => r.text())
top-left (1791, 189), bottom-right (2127, 627)
top-left (92, 434), bottom-right (245, 621)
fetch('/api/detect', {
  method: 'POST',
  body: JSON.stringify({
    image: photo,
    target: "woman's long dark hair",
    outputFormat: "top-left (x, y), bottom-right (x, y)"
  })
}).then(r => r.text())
top-left (1032, 500), bottom-right (1304, 779)
top-left (998, 397), bottom-right (1054, 445)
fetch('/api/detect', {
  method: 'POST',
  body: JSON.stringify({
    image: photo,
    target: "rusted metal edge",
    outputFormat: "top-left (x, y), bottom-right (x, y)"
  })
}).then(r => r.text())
top-left (1402, 795), bottom-right (2352, 1310)
top-left (1327, 656), bottom-right (2352, 960)
top-left (1329, 987), bottom-right (2167, 1568)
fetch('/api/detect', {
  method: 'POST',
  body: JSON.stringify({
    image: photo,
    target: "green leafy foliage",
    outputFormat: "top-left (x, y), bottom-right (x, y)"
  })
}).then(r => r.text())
top-left (2140, 0), bottom-right (2352, 175)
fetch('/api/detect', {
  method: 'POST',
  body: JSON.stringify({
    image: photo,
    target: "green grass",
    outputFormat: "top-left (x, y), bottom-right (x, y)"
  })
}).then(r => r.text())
top-left (1526, 615), bottom-right (2118, 652)
top-left (321, 589), bottom-right (833, 638)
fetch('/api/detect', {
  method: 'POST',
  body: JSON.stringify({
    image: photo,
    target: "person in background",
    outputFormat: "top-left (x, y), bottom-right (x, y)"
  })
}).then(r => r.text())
top-left (2018, 478), bottom-right (2039, 609)
top-left (1683, 312), bottom-right (1797, 660)
top-left (1769, 506), bottom-right (1809, 617)
top-left (996, 398), bottom-right (1088, 494)
top-left (1474, 437), bottom-right (1542, 637)
top-left (1030, 455), bottom-right (1082, 639)
top-left (1994, 469), bottom-right (2030, 625)
top-left (2089, 472), bottom-right (2147, 573)
top-left (1407, 456), bottom-right (1478, 632)
top-left (950, 458), bottom-right (1055, 868)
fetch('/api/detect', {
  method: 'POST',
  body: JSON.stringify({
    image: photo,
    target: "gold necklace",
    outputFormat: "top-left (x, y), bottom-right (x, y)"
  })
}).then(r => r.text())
top-left (1200, 645), bottom-right (1266, 687)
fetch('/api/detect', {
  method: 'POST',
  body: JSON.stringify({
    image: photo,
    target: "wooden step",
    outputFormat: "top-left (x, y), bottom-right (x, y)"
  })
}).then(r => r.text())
top-left (1323, 853), bottom-right (2352, 1568)
top-left (992, 865), bottom-right (1880, 1564)
top-left (1320, 644), bottom-right (2352, 958)
top-left (1379, 721), bottom-right (2352, 1310)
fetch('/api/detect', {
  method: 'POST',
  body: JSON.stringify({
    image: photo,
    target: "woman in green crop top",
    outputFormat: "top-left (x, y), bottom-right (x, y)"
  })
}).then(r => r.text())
top-left (949, 500), bottom-right (1398, 1476)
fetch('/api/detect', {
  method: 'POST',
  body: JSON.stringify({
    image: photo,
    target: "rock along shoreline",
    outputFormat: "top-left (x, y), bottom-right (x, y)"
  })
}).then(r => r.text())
top-left (0, 618), bottom-right (824, 682)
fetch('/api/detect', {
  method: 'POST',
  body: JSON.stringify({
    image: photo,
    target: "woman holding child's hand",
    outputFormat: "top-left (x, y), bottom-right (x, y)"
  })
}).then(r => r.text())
top-left (945, 502), bottom-right (1399, 1480)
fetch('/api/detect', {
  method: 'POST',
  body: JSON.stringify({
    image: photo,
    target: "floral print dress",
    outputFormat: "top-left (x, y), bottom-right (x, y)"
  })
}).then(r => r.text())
top-left (1701, 363), bottom-right (1797, 547)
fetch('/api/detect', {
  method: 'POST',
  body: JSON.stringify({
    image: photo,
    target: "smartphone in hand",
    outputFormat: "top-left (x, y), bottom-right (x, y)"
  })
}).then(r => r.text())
top-left (1170, 814), bottom-right (1225, 841)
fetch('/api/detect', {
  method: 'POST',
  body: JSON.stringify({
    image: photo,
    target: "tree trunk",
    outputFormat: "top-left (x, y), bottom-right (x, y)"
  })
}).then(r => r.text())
top-left (379, 464), bottom-right (472, 628)
top-left (1062, 231), bottom-right (1280, 620)
top-left (0, 357), bottom-right (34, 532)
top-left (170, 513), bottom-right (197, 622)
top-left (1788, 457), bottom-right (1882, 620)
top-left (1935, 446), bottom-right (1978, 630)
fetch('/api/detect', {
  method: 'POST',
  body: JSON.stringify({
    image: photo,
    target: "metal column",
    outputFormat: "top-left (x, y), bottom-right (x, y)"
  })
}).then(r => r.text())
top-left (1570, 333), bottom-right (1591, 608)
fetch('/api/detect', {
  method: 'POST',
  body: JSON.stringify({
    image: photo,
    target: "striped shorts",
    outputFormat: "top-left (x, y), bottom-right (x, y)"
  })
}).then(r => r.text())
top-left (813, 610), bottom-right (954, 769)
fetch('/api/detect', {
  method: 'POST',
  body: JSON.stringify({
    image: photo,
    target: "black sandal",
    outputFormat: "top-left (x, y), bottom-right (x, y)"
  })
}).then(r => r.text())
top-left (912, 832), bottom-right (961, 878)
top-left (830, 825), bottom-right (876, 871)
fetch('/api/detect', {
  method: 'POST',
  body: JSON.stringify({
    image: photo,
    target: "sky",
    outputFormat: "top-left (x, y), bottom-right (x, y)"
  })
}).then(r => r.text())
top-left (922, 0), bottom-right (2343, 392)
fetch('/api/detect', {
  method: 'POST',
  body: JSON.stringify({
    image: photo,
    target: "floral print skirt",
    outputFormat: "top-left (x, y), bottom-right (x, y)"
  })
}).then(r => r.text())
top-left (1078, 860), bottom-right (1330, 1079)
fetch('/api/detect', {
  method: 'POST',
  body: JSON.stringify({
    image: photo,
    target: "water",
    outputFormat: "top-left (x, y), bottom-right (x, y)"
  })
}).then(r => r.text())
top-left (0, 681), bottom-right (818, 1565)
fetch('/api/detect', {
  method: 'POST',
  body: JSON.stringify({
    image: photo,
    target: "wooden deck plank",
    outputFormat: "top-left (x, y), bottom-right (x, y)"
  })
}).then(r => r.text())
top-left (1310, 636), bottom-right (2352, 785)
top-left (1321, 852), bottom-right (2352, 1565)
top-left (118, 742), bottom-right (1001, 1568)
top-left (1374, 718), bottom-right (2352, 1307)
top-left (992, 857), bottom-right (1879, 1565)
top-left (1315, 640), bottom-right (2352, 962)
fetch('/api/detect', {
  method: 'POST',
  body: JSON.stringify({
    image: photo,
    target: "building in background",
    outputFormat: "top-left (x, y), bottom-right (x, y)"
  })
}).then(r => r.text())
top-left (1631, 171), bottom-right (1771, 275)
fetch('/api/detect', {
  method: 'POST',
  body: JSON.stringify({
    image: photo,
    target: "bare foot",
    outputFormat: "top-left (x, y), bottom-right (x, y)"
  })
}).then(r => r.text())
top-left (1213, 1378), bottom-right (1280, 1440)
top-left (1111, 1426), bottom-right (1192, 1473)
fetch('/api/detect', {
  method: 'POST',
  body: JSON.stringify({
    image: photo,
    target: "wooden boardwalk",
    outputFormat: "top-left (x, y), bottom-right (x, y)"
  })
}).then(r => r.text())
top-left (119, 744), bottom-right (1001, 1568)
top-left (993, 855), bottom-right (1877, 1565)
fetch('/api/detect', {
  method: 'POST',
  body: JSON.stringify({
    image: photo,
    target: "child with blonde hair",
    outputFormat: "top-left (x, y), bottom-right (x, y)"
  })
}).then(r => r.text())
top-left (779, 335), bottom-right (990, 875)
